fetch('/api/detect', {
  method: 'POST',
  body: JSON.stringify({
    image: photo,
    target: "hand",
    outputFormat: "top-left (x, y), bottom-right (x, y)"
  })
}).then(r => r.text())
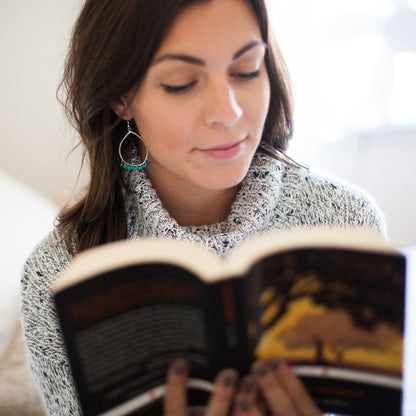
top-left (250, 358), bottom-right (322, 416)
top-left (164, 358), bottom-right (238, 416)
top-left (163, 358), bottom-right (323, 416)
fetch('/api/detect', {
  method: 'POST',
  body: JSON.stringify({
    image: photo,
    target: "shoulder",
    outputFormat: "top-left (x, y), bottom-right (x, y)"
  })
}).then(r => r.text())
top-left (280, 162), bottom-right (368, 200)
top-left (21, 226), bottom-right (74, 322)
top-left (270, 159), bottom-right (387, 236)
top-left (21, 227), bottom-right (75, 293)
top-left (21, 227), bottom-right (81, 414)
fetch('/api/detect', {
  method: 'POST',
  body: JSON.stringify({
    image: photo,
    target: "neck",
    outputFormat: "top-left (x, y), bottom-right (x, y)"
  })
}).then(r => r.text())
top-left (164, 187), bottom-right (239, 226)
top-left (148, 176), bottom-right (239, 226)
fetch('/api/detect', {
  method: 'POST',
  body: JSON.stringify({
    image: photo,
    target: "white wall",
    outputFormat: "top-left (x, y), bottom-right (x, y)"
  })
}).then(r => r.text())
top-left (0, 0), bottom-right (85, 205)
top-left (0, 0), bottom-right (415, 246)
top-left (291, 129), bottom-right (416, 246)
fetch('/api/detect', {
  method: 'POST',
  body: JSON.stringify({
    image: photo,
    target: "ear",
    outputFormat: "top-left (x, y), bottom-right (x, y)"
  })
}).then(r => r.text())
top-left (110, 95), bottom-right (134, 120)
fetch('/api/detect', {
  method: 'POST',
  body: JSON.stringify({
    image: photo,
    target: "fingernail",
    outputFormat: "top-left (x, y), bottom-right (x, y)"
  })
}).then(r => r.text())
top-left (171, 358), bottom-right (188, 375)
top-left (186, 407), bottom-right (205, 416)
top-left (238, 398), bottom-right (252, 412)
top-left (253, 362), bottom-right (268, 377)
top-left (220, 370), bottom-right (237, 387)
top-left (269, 358), bottom-right (280, 371)
top-left (241, 376), bottom-right (256, 393)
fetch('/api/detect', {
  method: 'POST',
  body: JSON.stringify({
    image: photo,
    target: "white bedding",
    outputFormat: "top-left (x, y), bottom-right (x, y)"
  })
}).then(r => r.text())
top-left (0, 171), bottom-right (57, 362)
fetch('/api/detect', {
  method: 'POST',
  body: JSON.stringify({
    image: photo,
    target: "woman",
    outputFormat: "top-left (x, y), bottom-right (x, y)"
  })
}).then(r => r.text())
top-left (21, 0), bottom-right (386, 414)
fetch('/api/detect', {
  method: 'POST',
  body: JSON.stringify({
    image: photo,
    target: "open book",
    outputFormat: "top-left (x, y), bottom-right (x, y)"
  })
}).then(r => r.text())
top-left (53, 228), bottom-right (406, 416)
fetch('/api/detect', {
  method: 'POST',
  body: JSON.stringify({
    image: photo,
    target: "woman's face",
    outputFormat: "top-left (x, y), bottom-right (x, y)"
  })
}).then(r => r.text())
top-left (124, 0), bottom-right (270, 195)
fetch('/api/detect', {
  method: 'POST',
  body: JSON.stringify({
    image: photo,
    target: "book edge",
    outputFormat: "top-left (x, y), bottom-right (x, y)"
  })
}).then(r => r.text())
top-left (53, 227), bottom-right (397, 293)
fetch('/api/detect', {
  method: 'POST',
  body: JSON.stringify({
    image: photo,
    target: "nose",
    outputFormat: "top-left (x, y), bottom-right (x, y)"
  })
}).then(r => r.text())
top-left (203, 79), bottom-right (243, 128)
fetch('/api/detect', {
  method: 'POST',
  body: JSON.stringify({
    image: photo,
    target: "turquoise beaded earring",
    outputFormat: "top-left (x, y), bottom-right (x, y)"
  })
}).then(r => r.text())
top-left (119, 120), bottom-right (150, 171)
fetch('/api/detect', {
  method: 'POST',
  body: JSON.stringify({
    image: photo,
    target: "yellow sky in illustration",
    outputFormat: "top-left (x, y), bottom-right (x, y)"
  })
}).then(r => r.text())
top-left (255, 296), bottom-right (403, 372)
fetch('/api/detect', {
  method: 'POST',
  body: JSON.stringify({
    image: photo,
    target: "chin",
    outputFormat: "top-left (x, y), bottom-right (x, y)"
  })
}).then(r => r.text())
top-left (198, 167), bottom-right (250, 191)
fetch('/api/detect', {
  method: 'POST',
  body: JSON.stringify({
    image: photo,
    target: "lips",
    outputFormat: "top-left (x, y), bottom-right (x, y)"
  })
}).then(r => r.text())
top-left (198, 138), bottom-right (247, 160)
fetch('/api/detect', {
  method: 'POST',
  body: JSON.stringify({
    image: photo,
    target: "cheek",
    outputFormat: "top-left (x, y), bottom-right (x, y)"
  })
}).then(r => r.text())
top-left (260, 80), bottom-right (271, 118)
top-left (134, 98), bottom-right (187, 146)
top-left (141, 110), bottom-right (193, 155)
top-left (247, 83), bottom-right (270, 129)
top-left (159, 118), bottom-right (191, 151)
top-left (155, 105), bottom-right (198, 148)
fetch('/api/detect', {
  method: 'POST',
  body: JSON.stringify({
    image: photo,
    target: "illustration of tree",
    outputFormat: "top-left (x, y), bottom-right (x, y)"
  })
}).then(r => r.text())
top-left (277, 308), bottom-right (399, 364)
top-left (244, 248), bottom-right (404, 350)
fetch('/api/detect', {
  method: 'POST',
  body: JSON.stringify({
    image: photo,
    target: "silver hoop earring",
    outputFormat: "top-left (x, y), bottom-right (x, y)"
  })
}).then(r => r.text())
top-left (119, 120), bottom-right (150, 171)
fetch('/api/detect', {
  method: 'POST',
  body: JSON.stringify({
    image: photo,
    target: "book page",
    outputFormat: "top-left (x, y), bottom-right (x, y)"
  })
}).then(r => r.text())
top-left (241, 246), bottom-right (405, 416)
top-left (54, 227), bottom-right (395, 292)
top-left (225, 227), bottom-right (395, 279)
top-left (55, 264), bottom-right (218, 415)
top-left (53, 239), bottom-right (224, 292)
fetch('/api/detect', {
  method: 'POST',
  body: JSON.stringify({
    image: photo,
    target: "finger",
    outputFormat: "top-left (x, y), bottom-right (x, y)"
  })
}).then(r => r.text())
top-left (238, 376), bottom-right (258, 402)
top-left (164, 358), bottom-right (189, 416)
top-left (205, 368), bottom-right (238, 416)
top-left (233, 392), bottom-right (263, 416)
top-left (252, 360), bottom-right (297, 416)
top-left (238, 375), bottom-right (268, 414)
top-left (275, 360), bottom-right (322, 416)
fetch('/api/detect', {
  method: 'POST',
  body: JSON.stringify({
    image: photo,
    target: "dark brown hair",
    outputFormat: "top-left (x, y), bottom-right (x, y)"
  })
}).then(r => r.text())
top-left (58, 0), bottom-right (294, 253)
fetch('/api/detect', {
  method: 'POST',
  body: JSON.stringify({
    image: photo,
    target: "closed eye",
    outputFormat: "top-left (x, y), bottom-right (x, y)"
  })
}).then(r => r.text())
top-left (232, 70), bottom-right (260, 80)
top-left (161, 80), bottom-right (198, 94)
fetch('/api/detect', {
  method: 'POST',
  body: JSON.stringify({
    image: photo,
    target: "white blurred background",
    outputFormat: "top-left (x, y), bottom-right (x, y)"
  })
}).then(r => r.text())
top-left (267, 0), bottom-right (416, 246)
top-left (0, 0), bottom-right (415, 245)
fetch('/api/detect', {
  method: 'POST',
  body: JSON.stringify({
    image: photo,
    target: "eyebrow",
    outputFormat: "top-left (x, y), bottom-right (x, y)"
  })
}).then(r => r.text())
top-left (152, 40), bottom-right (266, 66)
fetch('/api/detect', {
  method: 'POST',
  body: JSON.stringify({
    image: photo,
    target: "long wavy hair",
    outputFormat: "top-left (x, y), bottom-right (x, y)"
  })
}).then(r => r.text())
top-left (58, 0), bottom-right (294, 253)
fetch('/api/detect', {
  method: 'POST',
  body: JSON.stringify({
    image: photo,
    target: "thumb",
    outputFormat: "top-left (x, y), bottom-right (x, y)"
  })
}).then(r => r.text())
top-left (164, 358), bottom-right (190, 416)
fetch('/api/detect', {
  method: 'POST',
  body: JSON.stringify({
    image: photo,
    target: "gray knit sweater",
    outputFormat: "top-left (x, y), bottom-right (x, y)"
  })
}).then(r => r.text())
top-left (21, 153), bottom-right (386, 415)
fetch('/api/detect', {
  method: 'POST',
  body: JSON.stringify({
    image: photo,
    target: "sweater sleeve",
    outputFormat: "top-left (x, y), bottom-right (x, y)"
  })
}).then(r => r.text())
top-left (278, 166), bottom-right (388, 239)
top-left (20, 228), bottom-right (81, 415)
top-left (323, 176), bottom-right (385, 235)
top-left (309, 170), bottom-right (388, 237)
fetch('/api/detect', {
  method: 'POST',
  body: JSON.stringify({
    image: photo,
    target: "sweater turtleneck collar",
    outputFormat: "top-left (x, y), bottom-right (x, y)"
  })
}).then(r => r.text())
top-left (122, 152), bottom-right (284, 257)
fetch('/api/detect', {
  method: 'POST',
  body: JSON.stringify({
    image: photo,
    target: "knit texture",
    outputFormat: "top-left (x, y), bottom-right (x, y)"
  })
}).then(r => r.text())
top-left (21, 152), bottom-right (386, 415)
